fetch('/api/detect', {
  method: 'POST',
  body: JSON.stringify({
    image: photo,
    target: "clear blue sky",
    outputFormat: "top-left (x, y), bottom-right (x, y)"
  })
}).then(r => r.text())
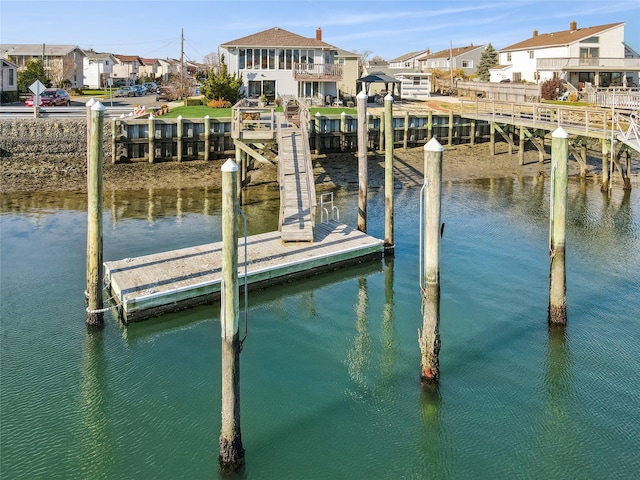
top-left (1, 0), bottom-right (638, 62)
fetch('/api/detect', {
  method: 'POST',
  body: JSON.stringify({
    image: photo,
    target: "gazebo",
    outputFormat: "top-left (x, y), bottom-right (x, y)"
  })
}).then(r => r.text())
top-left (356, 71), bottom-right (402, 100)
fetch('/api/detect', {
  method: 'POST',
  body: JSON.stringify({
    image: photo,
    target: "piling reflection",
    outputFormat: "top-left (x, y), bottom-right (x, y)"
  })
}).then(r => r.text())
top-left (346, 277), bottom-right (371, 389)
top-left (77, 328), bottom-right (110, 477)
top-left (379, 257), bottom-right (395, 386)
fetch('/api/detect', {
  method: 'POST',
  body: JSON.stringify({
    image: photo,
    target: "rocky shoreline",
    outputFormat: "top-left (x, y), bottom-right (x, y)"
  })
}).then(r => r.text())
top-left (2, 141), bottom-right (609, 194)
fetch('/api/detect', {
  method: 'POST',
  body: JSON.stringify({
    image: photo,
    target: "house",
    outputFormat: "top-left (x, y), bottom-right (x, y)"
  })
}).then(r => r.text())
top-left (139, 58), bottom-right (161, 81)
top-left (335, 48), bottom-right (360, 98)
top-left (83, 50), bottom-right (117, 88)
top-left (388, 50), bottom-right (429, 70)
top-left (492, 21), bottom-right (640, 87)
top-left (0, 43), bottom-right (85, 87)
top-left (219, 26), bottom-right (343, 104)
top-left (157, 58), bottom-right (182, 82)
top-left (112, 54), bottom-right (143, 85)
top-left (361, 66), bottom-right (431, 100)
top-left (417, 44), bottom-right (486, 78)
top-left (0, 58), bottom-right (18, 103)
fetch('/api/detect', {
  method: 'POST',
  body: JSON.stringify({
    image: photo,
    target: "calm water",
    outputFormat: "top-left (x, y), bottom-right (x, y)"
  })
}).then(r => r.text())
top-left (1, 178), bottom-right (639, 479)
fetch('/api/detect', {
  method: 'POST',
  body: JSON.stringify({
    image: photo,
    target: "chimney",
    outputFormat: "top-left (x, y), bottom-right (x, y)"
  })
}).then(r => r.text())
top-left (570, 21), bottom-right (577, 31)
top-left (316, 27), bottom-right (322, 41)
top-left (533, 29), bottom-right (538, 37)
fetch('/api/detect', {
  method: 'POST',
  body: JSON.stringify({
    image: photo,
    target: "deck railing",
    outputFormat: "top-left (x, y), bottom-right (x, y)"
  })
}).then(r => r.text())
top-left (293, 63), bottom-right (343, 81)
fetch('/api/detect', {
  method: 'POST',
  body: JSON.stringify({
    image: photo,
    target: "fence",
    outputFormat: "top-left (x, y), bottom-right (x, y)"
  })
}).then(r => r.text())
top-left (112, 112), bottom-right (493, 163)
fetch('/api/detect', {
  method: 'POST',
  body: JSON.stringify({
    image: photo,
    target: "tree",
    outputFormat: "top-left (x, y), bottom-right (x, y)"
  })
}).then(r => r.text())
top-left (47, 56), bottom-right (77, 88)
top-left (200, 54), bottom-right (243, 104)
top-left (17, 59), bottom-right (51, 93)
top-left (476, 43), bottom-right (498, 82)
top-left (541, 78), bottom-right (566, 100)
top-left (203, 51), bottom-right (221, 75)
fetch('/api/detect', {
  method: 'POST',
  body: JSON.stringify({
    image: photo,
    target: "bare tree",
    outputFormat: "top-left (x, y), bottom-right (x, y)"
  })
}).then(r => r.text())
top-left (47, 56), bottom-right (77, 88)
top-left (352, 49), bottom-right (372, 76)
top-left (203, 51), bottom-right (221, 75)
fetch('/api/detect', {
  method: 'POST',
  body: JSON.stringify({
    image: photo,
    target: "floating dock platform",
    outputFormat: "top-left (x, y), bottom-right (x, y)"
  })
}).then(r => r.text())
top-left (104, 220), bottom-right (384, 323)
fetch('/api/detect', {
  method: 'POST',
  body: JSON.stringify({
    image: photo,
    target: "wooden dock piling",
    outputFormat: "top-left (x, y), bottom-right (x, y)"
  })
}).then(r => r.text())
top-left (86, 101), bottom-right (105, 327)
top-left (384, 93), bottom-right (395, 252)
top-left (357, 89), bottom-right (368, 233)
top-left (419, 138), bottom-right (443, 383)
top-left (219, 159), bottom-right (245, 472)
top-left (549, 127), bottom-right (569, 326)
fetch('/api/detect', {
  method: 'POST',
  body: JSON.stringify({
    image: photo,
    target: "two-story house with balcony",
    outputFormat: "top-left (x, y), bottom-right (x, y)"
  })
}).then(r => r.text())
top-left (219, 27), bottom-right (343, 104)
top-left (492, 21), bottom-right (639, 88)
top-left (0, 43), bottom-right (85, 88)
top-left (83, 50), bottom-right (117, 88)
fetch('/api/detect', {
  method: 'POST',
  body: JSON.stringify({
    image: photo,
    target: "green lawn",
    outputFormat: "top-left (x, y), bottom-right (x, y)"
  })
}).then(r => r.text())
top-left (161, 105), bottom-right (357, 118)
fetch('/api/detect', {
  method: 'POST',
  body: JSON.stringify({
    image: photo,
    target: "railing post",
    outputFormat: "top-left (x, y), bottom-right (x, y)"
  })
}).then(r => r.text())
top-left (404, 112), bottom-right (409, 149)
top-left (427, 110), bottom-right (433, 141)
top-left (111, 118), bottom-right (117, 164)
top-left (340, 111), bottom-right (346, 152)
top-left (447, 111), bottom-right (453, 146)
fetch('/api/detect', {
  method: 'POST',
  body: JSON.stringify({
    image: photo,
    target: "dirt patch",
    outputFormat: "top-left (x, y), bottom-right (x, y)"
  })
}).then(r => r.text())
top-left (0, 141), bottom-right (626, 194)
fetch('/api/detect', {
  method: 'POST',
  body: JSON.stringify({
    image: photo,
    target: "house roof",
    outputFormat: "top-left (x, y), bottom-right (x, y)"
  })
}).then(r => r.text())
top-left (114, 54), bottom-right (143, 65)
top-left (335, 48), bottom-right (359, 58)
top-left (389, 50), bottom-right (428, 63)
top-left (357, 71), bottom-right (401, 84)
top-left (417, 44), bottom-right (484, 61)
top-left (501, 22), bottom-right (624, 51)
top-left (84, 50), bottom-right (116, 60)
top-left (140, 58), bottom-right (160, 66)
top-left (0, 43), bottom-right (85, 57)
top-left (220, 27), bottom-right (336, 49)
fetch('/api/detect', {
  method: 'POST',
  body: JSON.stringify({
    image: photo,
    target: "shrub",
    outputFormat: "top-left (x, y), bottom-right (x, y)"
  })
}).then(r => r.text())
top-left (72, 87), bottom-right (84, 95)
top-left (568, 93), bottom-right (578, 102)
top-left (186, 97), bottom-right (203, 106)
top-left (208, 98), bottom-right (232, 108)
top-left (541, 78), bottom-right (565, 100)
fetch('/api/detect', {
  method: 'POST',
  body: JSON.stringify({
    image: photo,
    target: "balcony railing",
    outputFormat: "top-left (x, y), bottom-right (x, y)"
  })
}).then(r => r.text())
top-left (537, 57), bottom-right (640, 71)
top-left (293, 63), bottom-right (343, 81)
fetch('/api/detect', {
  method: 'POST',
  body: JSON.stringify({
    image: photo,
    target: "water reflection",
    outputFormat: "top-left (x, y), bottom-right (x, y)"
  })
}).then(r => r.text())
top-left (77, 329), bottom-right (110, 477)
top-left (346, 277), bottom-right (371, 390)
top-left (379, 257), bottom-right (395, 387)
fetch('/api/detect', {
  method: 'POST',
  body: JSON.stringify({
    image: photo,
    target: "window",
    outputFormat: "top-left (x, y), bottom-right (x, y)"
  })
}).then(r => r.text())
top-left (239, 49), bottom-right (246, 69)
top-left (529, 51), bottom-right (534, 59)
top-left (507, 53), bottom-right (512, 62)
top-left (413, 76), bottom-right (420, 85)
top-left (582, 36), bottom-right (599, 43)
top-left (9, 68), bottom-right (14, 86)
top-left (513, 72), bottom-right (522, 82)
top-left (580, 47), bottom-right (599, 58)
top-left (461, 60), bottom-right (472, 68)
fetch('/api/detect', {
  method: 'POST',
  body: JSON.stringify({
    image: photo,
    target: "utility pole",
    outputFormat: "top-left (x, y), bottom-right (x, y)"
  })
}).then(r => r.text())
top-left (181, 28), bottom-right (185, 106)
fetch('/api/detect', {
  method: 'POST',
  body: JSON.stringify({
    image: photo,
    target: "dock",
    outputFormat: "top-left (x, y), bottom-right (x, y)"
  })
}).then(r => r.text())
top-left (104, 220), bottom-right (384, 323)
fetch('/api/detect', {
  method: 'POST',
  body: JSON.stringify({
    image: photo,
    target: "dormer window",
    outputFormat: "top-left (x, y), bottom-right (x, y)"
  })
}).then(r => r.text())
top-left (582, 36), bottom-right (599, 44)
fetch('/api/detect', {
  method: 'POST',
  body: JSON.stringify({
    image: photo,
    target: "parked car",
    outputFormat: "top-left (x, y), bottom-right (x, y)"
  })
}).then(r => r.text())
top-left (24, 88), bottom-right (71, 107)
top-left (133, 85), bottom-right (148, 96)
top-left (143, 82), bottom-right (158, 93)
top-left (114, 86), bottom-right (138, 97)
top-left (156, 86), bottom-right (177, 101)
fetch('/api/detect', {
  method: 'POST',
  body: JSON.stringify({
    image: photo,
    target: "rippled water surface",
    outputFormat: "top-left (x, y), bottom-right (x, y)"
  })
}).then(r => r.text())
top-left (1, 179), bottom-right (639, 479)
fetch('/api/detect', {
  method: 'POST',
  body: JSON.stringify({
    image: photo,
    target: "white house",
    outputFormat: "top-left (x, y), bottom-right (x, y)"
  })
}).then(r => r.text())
top-left (492, 21), bottom-right (640, 87)
top-left (219, 27), bottom-right (343, 104)
top-left (83, 50), bottom-right (117, 88)
top-left (112, 54), bottom-right (143, 84)
top-left (139, 58), bottom-right (161, 81)
top-left (0, 43), bottom-right (85, 87)
top-left (417, 44), bottom-right (486, 78)
top-left (388, 50), bottom-right (429, 70)
top-left (360, 67), bottom-right (431, 100)
top-left (1, 58), bottom-right (18, 99)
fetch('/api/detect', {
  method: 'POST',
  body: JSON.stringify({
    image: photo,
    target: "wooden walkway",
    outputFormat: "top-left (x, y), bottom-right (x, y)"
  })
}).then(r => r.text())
top-left (458, 99), bottom-right (638, 144)
top-left (276, 112), bottom-right (316, 242)
top-left (104, 220), bottom-right (383, 323)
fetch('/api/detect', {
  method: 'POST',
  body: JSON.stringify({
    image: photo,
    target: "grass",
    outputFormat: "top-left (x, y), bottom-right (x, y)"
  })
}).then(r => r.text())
top-left (160, 104), bottom-right (357, 118)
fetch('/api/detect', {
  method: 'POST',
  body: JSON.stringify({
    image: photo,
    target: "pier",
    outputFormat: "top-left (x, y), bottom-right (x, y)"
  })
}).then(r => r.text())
top-left (104, 220), bottom-right (383, 323)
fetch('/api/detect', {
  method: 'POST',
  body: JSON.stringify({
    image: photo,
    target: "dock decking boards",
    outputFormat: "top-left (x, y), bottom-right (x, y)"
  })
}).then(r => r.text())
top-left (104, 220), bottom-right (383, 322)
